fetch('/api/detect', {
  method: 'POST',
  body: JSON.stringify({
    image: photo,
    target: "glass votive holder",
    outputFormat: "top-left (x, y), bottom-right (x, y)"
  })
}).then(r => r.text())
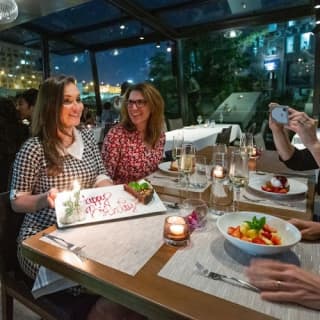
top-left (163, 216), bottom-right (190, 247)
top-left (181, 198), bottom-right (208, 231)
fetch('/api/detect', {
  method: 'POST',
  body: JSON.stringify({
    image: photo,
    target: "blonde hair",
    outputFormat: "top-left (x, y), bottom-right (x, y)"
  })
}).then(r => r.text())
top-left (120, 82), bottom-right (164, 147)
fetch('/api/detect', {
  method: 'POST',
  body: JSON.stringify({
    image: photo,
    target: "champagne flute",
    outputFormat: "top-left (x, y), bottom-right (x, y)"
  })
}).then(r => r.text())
top-left (172, 131), bottom-right (184, 161)
top-left (179, 143), bottom-right (196, 188)
top-left (229, 150), bottom-right (249, 210)
top-left (240, 132), bottom-right (254, 157)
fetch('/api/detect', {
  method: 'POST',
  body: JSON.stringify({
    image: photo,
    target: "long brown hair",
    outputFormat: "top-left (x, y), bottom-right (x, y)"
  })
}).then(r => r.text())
top-left (120, 82), bottom-right (164, 147)
top-left (31, 75), bottom-right (76, 176)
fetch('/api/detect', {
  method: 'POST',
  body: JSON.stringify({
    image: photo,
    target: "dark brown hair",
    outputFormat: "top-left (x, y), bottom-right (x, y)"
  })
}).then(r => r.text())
top-left (120, 82), bottom-right (164, 147)
top-left (32, 75), bottom-right (76, 175)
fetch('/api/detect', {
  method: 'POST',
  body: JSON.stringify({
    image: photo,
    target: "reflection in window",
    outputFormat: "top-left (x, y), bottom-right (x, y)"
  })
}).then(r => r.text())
top-left (286, 36), bottom-right (294, 53)
top-left (300, 32), bottom-right (312, 50)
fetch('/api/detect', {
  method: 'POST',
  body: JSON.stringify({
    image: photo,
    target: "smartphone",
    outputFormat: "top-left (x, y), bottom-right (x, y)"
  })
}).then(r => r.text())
top-left (271, 105), bottom-right (289, 124)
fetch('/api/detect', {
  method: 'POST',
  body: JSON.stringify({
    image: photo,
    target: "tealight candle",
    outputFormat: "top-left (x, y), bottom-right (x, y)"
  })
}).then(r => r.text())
top-left (213, 165), bottom-right (225, 179)
top-left (163, 216), bottom-right (190, 247)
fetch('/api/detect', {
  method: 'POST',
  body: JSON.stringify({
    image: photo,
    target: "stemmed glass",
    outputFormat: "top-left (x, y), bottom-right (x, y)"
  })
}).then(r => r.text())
top-left (172, 131), bottom-right (184, 162)
top-left (196, 115), bottom-right (203, 125)
top-left (179, 143), bottom-right (196, 189)
top-left (240, 132), bottom-right (254, 157)
top-left (229, 150), bottom-right (249, 211)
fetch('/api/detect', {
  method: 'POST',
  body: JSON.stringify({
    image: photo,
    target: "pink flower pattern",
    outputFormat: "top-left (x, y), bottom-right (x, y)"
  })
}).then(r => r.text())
top-left (101, 124), bottom-right (165, 184)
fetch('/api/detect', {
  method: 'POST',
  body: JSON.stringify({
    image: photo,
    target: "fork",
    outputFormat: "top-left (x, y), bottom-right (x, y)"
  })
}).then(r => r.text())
top-left (42, 233), bottom-right (85, 256)
top-left (242, 195), bottom-right (265, 202)
top-left (195, 261), bottom-right (259, 292)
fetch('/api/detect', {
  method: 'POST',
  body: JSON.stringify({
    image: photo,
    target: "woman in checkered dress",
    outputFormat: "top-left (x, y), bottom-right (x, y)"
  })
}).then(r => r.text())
top-left (10, 75), bottom-right (145, 319)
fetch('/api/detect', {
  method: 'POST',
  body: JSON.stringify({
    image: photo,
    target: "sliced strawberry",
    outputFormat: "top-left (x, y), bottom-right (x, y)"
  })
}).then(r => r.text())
top-left (271, 234), bottom-right (282, 245)
top-left (231, 226), bottom-right (241, 238)
top-left (261, 231), bottom-right (272, 240)
top-left (252, 237), bottom-right (266, 244)
top-left (263, 224), bottom-right (276, 233)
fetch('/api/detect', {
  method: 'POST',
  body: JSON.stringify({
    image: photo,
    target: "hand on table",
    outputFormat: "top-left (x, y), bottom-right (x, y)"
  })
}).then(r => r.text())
top-left (288, 218), bottom-right (320, 241)
top-left (246, 259), bottom-right (320, 310)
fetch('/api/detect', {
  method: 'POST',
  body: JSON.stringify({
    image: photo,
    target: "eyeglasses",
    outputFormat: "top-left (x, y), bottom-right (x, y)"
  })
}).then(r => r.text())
top-left (126, 99), bottom-right (147, 108)
top-left (63, 98), bottom-right (83, 108)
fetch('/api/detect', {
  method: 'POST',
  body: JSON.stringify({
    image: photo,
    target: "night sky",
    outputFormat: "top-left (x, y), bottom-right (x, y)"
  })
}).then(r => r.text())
top-left (52, 43), bottom-right (166, 86)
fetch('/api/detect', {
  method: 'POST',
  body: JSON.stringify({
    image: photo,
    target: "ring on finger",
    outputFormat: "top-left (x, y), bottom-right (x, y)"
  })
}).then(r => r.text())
top-left (275, 280), bottom-right (282, 290)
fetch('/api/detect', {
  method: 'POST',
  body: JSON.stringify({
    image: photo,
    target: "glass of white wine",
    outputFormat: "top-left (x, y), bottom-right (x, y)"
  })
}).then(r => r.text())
top-left (240, 132), bottom-right (254, 157)
top-left (179, 143), bottom-right (196, 188)
top-left (172, 131), bottom-right (184, 161)
top-left (229, 150), bottom-right (249, 210)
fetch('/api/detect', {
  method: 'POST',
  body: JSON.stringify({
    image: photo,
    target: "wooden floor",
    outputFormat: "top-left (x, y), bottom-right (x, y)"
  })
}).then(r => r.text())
top-left (0, 282), bottom-right (40, 320)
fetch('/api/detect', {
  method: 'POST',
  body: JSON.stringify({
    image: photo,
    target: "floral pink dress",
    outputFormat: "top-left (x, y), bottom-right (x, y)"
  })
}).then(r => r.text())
top-left (101, 124), bottom-right (165, 184)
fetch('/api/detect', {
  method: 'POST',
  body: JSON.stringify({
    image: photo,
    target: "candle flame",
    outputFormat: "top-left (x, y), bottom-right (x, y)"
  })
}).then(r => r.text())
top-left (73, 180), bottom-right (80, 191)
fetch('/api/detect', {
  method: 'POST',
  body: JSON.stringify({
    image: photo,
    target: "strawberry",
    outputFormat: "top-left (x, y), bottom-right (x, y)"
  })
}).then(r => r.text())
top-left (252, 237), bottom-right (266, 244)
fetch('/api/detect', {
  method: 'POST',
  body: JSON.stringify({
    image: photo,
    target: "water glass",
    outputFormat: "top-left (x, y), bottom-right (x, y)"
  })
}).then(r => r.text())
top-left (190, 156), bottom-right (208, 188)
top-left (229, 150), bottom-right (249, 210)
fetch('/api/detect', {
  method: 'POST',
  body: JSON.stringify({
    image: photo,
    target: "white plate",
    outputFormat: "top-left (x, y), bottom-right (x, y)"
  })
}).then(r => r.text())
top-left (158, 161), bottom-right (179, 175)
top-left (55, 184), bottom-right (167, 228)
top-left (217, 211), bottom-right (301, 255)
top-left (248, 174), bottom-right (307, 198)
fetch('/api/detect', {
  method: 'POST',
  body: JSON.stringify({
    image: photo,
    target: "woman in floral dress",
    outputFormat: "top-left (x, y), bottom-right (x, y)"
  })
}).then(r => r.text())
top-left (101, 82), bottom-right (165, 184)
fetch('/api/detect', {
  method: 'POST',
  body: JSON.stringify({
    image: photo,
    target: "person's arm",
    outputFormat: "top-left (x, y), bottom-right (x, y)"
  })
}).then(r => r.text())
top-left (288, 219), bottom-right (320, 241)
top-left (269, 103), bottom-right (295, 161)
top-left (246, 259), bottom-right (320, 310)
top-left (11, 189), bottom-right (57, 213)
top-left (286, 108), bottom-right (320, 168)
top-left (101, 127), bottom-right (121, 182)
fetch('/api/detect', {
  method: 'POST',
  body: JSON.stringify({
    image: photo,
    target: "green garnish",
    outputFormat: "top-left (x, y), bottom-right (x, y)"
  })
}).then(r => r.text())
top-left (128, 181), bottom-right (150, 192)
top-left (63, 190), bottom-right (81, 217)
top-left (245, 216), bottom-right (266, 231)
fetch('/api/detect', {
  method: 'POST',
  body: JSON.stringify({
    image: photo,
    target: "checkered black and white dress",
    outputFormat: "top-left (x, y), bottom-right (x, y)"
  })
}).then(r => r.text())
top-left (11, 128), bottom-right (108, 279)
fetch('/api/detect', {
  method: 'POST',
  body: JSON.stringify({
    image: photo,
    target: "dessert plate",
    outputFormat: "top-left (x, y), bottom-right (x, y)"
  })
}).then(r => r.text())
top-left (247, 174), bottom-right (307, 199)
top-left (55, 184), bottom-right (166, 228)
top-left (158, 161), bottom-right (179, 176)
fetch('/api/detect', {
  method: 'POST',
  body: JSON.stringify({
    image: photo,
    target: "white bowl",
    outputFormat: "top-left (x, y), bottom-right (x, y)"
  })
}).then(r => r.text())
top-left (216, 211), bottom-right (301, 255)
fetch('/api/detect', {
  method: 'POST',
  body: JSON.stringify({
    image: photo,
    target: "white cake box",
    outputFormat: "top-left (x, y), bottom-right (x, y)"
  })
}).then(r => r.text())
top-left (55, 184), bottom-right (166, 228)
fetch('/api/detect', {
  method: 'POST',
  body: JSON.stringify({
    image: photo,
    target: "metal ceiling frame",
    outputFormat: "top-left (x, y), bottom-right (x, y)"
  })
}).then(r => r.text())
top-left (8, 2), bottom-right (313, 55)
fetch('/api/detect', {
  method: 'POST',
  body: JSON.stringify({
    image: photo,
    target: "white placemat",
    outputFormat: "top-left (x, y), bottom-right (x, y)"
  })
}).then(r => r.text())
top-left (158, 222), bottom-right (320, 320)
top-left (46, 213), bottom-right (169, 275)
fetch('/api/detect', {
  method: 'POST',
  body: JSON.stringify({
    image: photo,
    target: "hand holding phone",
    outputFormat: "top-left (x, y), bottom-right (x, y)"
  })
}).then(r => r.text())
top-left (271, 105), bottom-right (289, 124)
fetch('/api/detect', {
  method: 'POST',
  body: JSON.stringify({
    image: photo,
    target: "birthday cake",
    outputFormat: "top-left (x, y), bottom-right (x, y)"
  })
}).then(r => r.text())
top-left (55, 183), bottom-right (165, 228)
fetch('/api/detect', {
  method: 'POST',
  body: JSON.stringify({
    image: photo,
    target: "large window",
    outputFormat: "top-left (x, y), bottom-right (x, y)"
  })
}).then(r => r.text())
top-left (166, 16), bottom-right (314, 131)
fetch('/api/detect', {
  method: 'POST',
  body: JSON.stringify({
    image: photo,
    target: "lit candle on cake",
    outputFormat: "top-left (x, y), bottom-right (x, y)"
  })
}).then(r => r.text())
top-left (163, 216), bottom-right (190, 246)
top-left (213, 165), bottom-right (225, 179)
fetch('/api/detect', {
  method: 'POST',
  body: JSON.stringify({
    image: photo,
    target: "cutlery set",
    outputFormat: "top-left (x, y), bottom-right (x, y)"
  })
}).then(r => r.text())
top-left (195, 261), bottom-right (259, 292)
top-left (42, 233), bottom-right (86, 257)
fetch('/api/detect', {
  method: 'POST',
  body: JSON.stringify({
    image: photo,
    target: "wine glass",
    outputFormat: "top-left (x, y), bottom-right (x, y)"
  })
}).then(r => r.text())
top-left (196, 115), bottom-right (203, 125)
top-left (172, 131), bottom-right (184, 161)
top-left (179, 143), bottom-right (196, 189)
top-left (240, 132), bottom-right (254, 157)
top-left (229, 150), bottom-right (249, 210)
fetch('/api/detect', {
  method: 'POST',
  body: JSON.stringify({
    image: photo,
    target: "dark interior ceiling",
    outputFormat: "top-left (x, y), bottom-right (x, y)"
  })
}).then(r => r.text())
top-left (0, 0), bottom-right (314, 55)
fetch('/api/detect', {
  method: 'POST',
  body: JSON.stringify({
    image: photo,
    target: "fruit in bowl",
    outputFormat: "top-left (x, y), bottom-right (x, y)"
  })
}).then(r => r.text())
top-left (261, 175), bottom-right (289, 194)
top-left (227, 216), bottom-right (282, 245)
top-left (217, 212), bottom-right (301, 255)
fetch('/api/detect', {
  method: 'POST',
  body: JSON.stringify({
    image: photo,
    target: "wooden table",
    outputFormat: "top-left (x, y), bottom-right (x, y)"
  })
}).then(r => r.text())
top-left (21, 148), bottom-right (315, 319)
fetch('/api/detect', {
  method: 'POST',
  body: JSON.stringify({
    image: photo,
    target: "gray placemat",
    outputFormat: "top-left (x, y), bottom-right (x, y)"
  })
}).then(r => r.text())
top-left (158, 221), bottom-right (320, 320)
